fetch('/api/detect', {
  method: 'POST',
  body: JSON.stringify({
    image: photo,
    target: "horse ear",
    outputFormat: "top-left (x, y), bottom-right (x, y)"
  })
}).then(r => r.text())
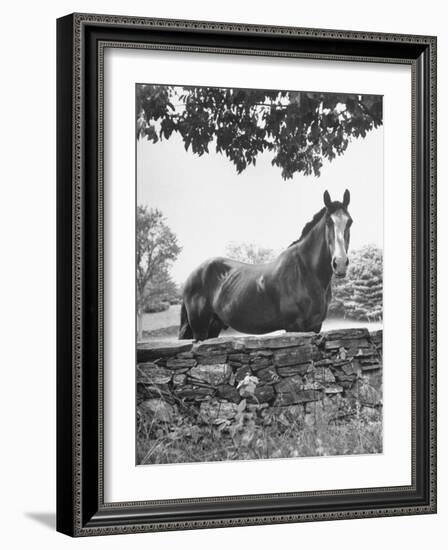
top-left (343, 189), bottom-right (350, 208)
top-left (323, 190), bottom-right (332, 208)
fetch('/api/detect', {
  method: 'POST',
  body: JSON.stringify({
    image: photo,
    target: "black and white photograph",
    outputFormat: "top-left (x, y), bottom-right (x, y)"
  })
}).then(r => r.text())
top-left (135, 83), bottom-right (384, 465)
top-left (0, 0), bottom-right (440, 545)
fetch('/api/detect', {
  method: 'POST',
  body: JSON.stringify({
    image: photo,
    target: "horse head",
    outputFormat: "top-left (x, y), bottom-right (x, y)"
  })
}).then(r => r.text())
top-left (323, 189), bottom-right (352, 278)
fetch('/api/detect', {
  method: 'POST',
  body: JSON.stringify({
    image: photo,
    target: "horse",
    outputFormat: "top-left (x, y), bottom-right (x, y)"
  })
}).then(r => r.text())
top-left (179, 189), bottom-right (352, 341)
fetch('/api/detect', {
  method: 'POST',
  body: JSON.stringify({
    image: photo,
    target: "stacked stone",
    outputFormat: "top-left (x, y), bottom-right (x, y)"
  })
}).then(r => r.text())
top-left (137, 329), bottom-right (382, 424)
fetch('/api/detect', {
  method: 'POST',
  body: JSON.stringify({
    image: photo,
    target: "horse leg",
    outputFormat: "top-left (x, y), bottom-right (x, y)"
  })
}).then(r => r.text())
top-left (207, 316), bottom-right (223, 339)
top-left (187, 298), bottom-right (214, 341)
top-left (191, 314), bottom-right (224, 341)
top-left (178, 301), bottom-right (193, 339)
top-left (189, 317), bottom-right (211, 342)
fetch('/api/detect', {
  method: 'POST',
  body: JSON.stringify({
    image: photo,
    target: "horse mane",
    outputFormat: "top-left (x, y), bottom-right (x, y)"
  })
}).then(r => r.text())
top-left (288, 206), bottom-right (327, 248)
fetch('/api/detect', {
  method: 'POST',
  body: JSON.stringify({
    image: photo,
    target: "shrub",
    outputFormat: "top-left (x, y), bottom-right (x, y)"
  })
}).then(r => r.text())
top-left (329, 244), bottom-right (383, 321)
top-left (143, 301), bottom-right (170, 314)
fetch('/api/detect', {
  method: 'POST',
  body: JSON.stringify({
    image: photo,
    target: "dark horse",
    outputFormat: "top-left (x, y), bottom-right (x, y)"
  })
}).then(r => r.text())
top-left (179, 190), bottom-right (352, 341)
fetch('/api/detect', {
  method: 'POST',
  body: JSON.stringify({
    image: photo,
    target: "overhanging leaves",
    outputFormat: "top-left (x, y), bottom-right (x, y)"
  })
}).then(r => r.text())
top-left (137, 85), bottom-right (382, 180)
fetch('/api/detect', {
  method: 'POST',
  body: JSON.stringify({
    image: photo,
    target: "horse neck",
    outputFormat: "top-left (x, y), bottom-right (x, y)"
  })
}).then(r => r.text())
top-left (291, 216), bottom-right (333, 288)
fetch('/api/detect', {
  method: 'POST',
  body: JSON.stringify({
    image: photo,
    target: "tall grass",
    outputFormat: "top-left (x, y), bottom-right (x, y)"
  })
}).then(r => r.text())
top-left (136, 396), bottom-right (382, 465)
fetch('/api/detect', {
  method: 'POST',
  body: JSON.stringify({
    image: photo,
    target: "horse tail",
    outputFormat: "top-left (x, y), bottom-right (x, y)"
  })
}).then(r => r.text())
top-left (178, 301), bottom-right (193, 340)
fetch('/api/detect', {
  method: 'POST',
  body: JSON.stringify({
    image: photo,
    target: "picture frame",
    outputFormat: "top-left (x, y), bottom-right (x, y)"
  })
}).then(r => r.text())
top-left (56, 12), bottom-right (437, 536)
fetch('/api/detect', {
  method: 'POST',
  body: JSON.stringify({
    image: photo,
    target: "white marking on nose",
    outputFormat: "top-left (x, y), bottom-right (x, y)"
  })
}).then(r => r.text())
top-left (331, 210), bottom-right (349, 262)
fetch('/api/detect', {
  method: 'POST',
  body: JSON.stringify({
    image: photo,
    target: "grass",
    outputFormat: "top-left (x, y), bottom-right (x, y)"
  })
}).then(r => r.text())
top-left (141, 305), bottom-right (383, 342)
top-left (141, 304), bottom-right (181, 332)
top-left (136, 396), bottom-right (382, 465)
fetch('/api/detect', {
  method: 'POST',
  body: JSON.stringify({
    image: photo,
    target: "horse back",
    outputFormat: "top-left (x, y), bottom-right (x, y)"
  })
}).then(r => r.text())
top-left (182, 257), bottom-right (242, 306)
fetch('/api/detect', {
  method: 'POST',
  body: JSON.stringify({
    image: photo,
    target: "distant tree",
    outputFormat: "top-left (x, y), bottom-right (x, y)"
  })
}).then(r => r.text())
top-left (144, 267), bottom-right (182, 313)
top-left (136, 206), bottom-right (181, 340)
top-left (329, 245), bottom-right (383, 321)
top-left (137, 85), bottom-right (382, 180)
top-left (225, 241), bottom-right (277, 264)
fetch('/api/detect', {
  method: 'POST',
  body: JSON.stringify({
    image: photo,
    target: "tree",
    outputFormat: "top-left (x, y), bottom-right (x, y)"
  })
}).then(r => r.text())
top-left (328, 245), bottom-right (383, 321)
top-left (144, 266), bottom-right (182, 312)
top-left (137, 85), bottom-right (382, 180)
top-left (225, 241), bottom-right (277, 264)
top-left (136, 206), bottom-right (181, 340)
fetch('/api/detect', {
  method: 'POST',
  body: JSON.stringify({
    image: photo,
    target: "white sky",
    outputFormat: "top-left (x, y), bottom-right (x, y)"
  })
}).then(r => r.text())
top-left (137, 125), bottom-right (383, 284)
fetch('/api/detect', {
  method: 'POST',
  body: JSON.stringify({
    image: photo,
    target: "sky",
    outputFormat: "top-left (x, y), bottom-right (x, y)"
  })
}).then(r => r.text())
top-left (137, 117), bottom-right (383, 285)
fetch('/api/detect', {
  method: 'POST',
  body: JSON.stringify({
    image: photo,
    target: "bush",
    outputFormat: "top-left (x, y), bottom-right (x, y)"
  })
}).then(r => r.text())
top-left (143, 301), bottom-right (170, 314)
top-left (144, 268), bottom-right (182, 309)
top-left (329, 245), bottom-right (383, 321)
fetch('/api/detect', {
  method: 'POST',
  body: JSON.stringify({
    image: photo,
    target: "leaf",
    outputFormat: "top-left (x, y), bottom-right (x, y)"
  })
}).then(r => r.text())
top-left (237, 399), bottom-right (247, 413)
top-left (217, 420), bottom-right (230, 432)
top-left (136, 84), bottom-right (382, 179)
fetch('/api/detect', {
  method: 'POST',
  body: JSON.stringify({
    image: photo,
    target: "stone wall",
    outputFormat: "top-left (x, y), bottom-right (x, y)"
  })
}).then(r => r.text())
top-left (137, 328), bottom-right (382, 426)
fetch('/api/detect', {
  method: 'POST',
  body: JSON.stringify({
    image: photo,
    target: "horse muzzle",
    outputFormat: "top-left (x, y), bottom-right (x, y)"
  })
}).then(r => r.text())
top-left (332, 257), bottom-right (349, 278)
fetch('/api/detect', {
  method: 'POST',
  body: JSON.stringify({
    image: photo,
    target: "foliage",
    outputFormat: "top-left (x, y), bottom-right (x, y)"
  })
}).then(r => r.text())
top-left (225, 241), bottom-right (277, 264)
top-left (137, 84), bottom-right (382, 180)
top-left (143, 301), bottom-right (170, 314)
top-left (143, 267), bottom-right (182, 313)
top-left (329, 244), bottom-right (383, 321)
top-left (136, 206), bottom-right (181, 337)
top-left (136, 395), bottom-right (382, 465)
